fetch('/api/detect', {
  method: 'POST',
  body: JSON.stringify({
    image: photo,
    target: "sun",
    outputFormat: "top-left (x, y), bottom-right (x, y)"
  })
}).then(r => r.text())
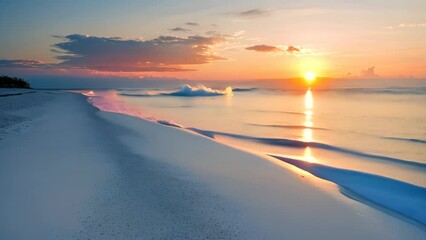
top-left (304, 72), bottom-right (316, 83)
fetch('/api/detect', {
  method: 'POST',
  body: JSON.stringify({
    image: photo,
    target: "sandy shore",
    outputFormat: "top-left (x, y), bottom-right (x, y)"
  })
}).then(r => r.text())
top-left (0, 90), bottom-right (424, 239)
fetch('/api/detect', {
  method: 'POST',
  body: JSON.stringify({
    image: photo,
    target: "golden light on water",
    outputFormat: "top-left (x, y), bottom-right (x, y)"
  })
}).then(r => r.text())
top-left (303, 128), bottom-right (313, 142)
top-left (303, 147), bottom-right (315, 162)
top-left (303, 89), bottom-right (316, 162)
top-left (304, 89), bottom-right (314, 110)
top-left (303, 89), bottom-right (314, 143)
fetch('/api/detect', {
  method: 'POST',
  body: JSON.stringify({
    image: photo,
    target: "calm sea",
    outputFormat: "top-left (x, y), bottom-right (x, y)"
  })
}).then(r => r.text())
top-left (86, 85), bottom-right (426, 188)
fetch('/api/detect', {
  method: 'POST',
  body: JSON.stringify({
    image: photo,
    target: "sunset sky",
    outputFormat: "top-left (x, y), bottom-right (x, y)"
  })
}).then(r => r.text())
top-left (1, 0), bottom-right (425, 84)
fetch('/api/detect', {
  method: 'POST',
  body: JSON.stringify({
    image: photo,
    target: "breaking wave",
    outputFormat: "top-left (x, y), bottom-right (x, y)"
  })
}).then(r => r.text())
top-left (167, 85), bottom-right (233, 97)
top-left (119, 84), bottom-right (234, 97)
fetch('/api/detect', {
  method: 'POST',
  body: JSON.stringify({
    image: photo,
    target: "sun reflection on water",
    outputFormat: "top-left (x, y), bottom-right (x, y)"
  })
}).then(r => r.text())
top-left (303, 88), bottom-right (316, 162)
top-left (303, 147), bottom-right (316, 162)
top-left (305, 89), bottom-right (314, 110)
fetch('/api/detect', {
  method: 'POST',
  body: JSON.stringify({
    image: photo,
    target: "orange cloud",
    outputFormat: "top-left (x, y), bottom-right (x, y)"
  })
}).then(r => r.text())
top-left (360, 66), bottom-right (379, 77)
top-left (169, 27), bottom-right (191, 33)
top-left (245, 44), bottom-right (281, 52)
top-left (0, 34), bottom-right (228, 73)
top-left (246, 44), bottom-right (301, 54)
top-left (286, 46), bottom-right (300, 54)
top-left (235, 8), bottom-right (272, 18)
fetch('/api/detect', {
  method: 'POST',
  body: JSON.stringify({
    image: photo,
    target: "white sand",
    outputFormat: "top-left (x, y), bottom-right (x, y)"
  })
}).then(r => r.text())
top-left (0, 90), bottom-right (424, 239)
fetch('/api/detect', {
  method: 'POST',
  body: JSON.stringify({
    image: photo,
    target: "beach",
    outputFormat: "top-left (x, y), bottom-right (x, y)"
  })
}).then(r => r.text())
top-left (1, 0), bottom-right (425, 238)
top-left (0, 89), bottom-right (424, 239)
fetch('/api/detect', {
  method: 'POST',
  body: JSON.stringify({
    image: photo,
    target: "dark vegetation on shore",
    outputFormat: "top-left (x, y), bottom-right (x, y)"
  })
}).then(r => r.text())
top-left (0, 75), bottom-right (31, 88)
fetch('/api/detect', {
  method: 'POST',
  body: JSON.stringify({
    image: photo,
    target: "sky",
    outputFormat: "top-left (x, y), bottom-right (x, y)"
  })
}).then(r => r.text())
top-left (0, 0), bottom-right (425, 88)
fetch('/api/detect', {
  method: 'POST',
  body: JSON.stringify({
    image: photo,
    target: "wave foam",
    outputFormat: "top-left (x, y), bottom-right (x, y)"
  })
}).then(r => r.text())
top-left (167, 85), bottom-right (233, 97)
top-left (119, 85), bottom-right (234, 97)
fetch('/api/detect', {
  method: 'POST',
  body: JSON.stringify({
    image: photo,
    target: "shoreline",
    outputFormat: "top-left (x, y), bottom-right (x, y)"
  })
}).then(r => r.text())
top-left (86, 88), bottom-right (426, 226)
top-left (92, 97), bottom-right (418, 238)
top-left (0, 90), bottom-right (425, 239)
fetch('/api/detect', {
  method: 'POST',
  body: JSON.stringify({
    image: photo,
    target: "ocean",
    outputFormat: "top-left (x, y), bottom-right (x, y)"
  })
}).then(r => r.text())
top-left (84, 84), bottom-right (426, 224)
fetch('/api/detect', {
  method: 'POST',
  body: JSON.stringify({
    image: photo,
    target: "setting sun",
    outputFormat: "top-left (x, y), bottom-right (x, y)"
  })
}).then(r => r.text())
top-left (304, 72), bottom-right (316, 83)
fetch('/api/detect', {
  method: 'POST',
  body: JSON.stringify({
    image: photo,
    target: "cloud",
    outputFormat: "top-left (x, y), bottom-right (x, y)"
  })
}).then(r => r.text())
top-left (360, 66), bottom-right (379, 77)
top-left (245, 44), bottom-right (301, 54)
top-left (386, 23), bottom-right (426, 29)
top-left (0, 59), bottom-right (53, 68)
top-left (286, 46), bottom-right (300, 54)
top-left (47, 34), bottom-right (224, 72)
top-left (226, 8), bottom-right (272, 18)
top-left (206, 31), bottom-right (219, 36)
top-left (1, 34), bottom-right (227, 73)
top-left (245, 44), bottom-right (281, 52)
top-left (185, 22), bottom-right (199, 26)
top-left (169, 27), bottom-right (191, 33)
top-left (238, 8), bottom-right (271, 18)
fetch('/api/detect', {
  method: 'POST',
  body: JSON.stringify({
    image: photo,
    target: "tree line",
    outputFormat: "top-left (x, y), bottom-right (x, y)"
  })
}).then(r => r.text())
top-left (0, 75), bottom-right (31, 88)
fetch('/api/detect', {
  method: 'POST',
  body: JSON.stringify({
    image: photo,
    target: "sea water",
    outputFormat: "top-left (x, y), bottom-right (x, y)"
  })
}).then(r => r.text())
top-left (85, 84), bottom-right (426, 225)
